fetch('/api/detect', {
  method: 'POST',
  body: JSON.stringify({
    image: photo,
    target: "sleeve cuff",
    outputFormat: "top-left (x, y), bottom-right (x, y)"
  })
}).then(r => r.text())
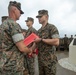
top-left (52, 34), bottom-right (59, 38)
top-left (12, 33), bottom-right (24, 43)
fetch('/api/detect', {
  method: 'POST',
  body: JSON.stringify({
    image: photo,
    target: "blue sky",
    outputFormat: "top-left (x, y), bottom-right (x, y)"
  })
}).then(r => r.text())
top-left (0, 0), bottom-right (76, 37)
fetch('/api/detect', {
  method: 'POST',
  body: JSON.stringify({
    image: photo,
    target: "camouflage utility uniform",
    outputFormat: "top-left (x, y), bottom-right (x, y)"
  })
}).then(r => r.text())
top-left (25, 27), bottom-right (37, 75)
top-left (37, 23), bottom-right (59, 75)
top-left (63, 36), bottom-right (69, 50)
top-left (26, 27), bottom-right (37, 37)
top-left (0, 16), bottom-right (8, 61)
top-left (0, 18), bottom-right (25, 75)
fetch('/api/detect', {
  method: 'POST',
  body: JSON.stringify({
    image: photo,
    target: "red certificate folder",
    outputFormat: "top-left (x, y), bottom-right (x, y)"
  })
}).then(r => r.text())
top-left (24, 33), bottom-right (39, 46)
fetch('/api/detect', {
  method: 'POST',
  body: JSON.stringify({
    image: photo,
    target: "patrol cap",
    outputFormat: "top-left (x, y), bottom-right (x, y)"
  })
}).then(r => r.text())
top-left (8, 1), bottom-right (24, 14)
top-left (36, 9), bottom-right (48, 18)
top-left (1, 16), bottom-right (8, 22)
top-left (25, 17), bottom-right (34, 22)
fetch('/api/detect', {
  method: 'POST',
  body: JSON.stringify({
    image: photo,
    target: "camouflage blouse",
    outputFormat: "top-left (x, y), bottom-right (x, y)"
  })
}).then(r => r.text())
top-left (25, 26), bottom-right (37, 37)
top-left (0, 18), bottom-right (24, 75)
top-left (37, 23), bottom-right (59, 63)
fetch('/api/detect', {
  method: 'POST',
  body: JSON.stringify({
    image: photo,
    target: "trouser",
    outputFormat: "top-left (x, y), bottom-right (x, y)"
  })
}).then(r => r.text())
top-left (26, 56), bottom-right (35, 75)
top-left (38, 60), bottom-right (57, 75)
top-left (64, 43), bottom-right (68, 50)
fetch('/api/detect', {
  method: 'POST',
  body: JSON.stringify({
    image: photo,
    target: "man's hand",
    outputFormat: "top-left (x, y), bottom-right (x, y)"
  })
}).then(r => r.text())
top-left (28, 47), bottom-right (33, 53)
top-left (34, 38), bottom-right (42, 43)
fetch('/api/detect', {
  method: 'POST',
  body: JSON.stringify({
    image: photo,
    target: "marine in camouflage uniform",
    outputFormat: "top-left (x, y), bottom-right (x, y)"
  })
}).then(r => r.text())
top-left (25, 17), bottom-right (37, 37)
top-left (0, 1), bottom-right (30, 75)
top-left (0, 16), bottom-right (8, 29)
top-left (63, 34), bottom-right (69, 50)
top-left (0, 18), bottom-right (25, 75)
top-left (1, 16), bottom-right (8, 23)
top-left (35, 10), bottom-right (59, 75)
top-left (25, 17), bottom-right (37, 75)
top-left (0, 16), bottom-right (8, 48)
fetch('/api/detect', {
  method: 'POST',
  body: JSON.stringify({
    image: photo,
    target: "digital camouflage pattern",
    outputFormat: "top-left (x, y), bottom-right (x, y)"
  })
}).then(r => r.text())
top-left (25, 27), bottom-right (37, 75)
top-left (36, 9), bottom-right (48, 18)
top-left (1, 16), bottom-right (8, 23)
top-left (0, 18), bottom-right (25, 75)
top-left (25, 27), bottom-right (37, 37)
top-left (37, 23), bottom-right (59, 75)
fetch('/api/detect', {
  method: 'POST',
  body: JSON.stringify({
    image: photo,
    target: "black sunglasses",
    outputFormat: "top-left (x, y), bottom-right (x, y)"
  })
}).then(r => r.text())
top-left (37, 16), bottom-right (43, 18)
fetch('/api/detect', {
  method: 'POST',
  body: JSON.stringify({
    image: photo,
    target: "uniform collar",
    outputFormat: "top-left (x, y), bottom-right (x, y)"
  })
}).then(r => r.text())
top-left (41, 23), bottom-right (48, 30)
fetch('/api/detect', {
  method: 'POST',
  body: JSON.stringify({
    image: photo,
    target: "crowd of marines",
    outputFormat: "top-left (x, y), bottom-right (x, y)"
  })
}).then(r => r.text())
top-left (58, 34), bottom-right (74, 51)
top-left (0, 1), bottom-right (60, 75)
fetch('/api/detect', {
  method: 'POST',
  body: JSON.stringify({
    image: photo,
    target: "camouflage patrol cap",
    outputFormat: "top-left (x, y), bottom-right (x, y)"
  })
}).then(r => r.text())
top-left (8, 1), bottom-right (24, 14)
top-left (1, 16), bottom-right (8, 22)
top-left (36, 9), bottom-right (48, 18)
top-left (25, 17), bottom-right (34, 22)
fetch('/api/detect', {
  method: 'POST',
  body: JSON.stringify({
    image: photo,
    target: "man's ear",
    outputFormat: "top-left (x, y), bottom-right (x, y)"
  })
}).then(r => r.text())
top-left (12, 6), bottom-right (17, 13)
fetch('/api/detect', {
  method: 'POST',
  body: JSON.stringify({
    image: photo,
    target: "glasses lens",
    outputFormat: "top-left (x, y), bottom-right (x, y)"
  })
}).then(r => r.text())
top-left (38, 16), bottom-right (42, 18)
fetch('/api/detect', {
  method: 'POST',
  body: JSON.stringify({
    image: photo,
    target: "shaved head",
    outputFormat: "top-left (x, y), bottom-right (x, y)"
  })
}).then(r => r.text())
top-left (8, 6), bottom-right (17, 13)
top-left (8, 5), bottom-right (21, 21)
